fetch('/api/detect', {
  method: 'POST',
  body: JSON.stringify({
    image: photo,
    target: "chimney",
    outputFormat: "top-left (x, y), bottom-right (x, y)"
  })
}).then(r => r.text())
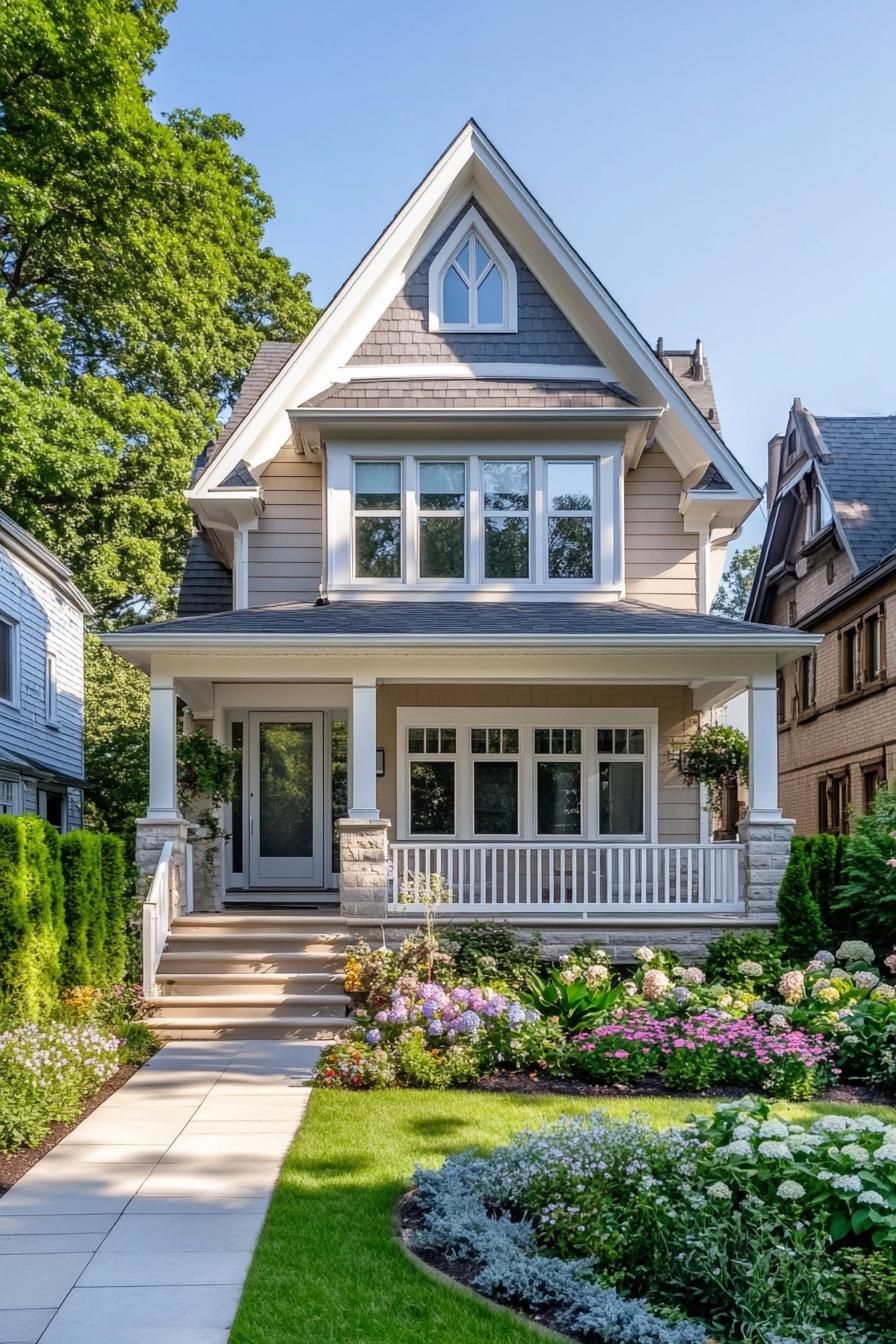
top-left (767, 432), bottom-right (785, 507)
top-left (691, 339), bottom-right (705, 383)
top-left (655, 336), bottom-right (668, 368)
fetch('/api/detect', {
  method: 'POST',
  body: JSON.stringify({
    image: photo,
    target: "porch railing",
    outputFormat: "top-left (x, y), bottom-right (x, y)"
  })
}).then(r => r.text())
top-left (142, 840), bottom-right (193, 995)
top-left (389, 842), bottom-right (742, 913)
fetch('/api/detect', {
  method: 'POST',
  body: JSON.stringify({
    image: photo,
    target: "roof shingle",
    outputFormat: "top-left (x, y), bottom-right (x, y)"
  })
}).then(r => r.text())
top-left (814, 416), bottom-right (896, 574)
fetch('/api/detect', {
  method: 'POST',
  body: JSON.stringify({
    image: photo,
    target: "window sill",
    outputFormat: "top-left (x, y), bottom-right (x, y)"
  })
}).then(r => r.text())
top-left (836, 679), bottom-right (887, 708)
top-left (796, 708), bottom-right (819, 724)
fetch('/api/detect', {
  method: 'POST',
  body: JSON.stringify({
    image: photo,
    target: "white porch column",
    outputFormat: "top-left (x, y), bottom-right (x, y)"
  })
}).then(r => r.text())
top-left (147, 672), bottom-right (180, 819)
top-left (745, 669), bottom-right (782, 821)
top-left (349, 676), bottom-right (380, 820)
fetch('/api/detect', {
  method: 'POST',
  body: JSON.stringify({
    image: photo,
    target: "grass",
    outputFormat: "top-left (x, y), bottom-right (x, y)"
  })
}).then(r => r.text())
top-left (229, 1089), bottom-right (896, 1344)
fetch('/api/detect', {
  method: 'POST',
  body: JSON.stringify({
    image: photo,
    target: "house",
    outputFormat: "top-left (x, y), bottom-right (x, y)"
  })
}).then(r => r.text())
top-left (105, 122), bottom-right (817, 1028)
top-left (746, 401), bottom-right (896, 834)
top-left (0, 510), bottom-right (92, 830)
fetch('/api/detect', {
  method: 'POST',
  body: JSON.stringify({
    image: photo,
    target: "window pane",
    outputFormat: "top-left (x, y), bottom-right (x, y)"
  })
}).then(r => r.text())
top-left (0, 622), bottom-right (10, 702)
top-left (483, 461), bottom-right (529, 511)
top-left (440, 729), bottom-right (456, 753)
top-left (566, 729), bottom-right (581, 754)
top-left (597, 728), bottom-right (613, 753)
top-left (487, 728), bottom-right (501, 753)
top-left (425, 728), bottom-right (440, 753)
top-left (477, 266), bottom-right (503, 323)
top-left (502, 729), bottom-right (518, 754)
top-left (419, 516), bottom-right (465, 578)
top-left (484, 517), bottom-right (529, 579)
top-left (471, 728), bottom-right (486, 754)
top-left (420, 462), bottom-right (465, 510)
top-left (614, 728), bottom-right (627, 753)
top-left (537, 761), bottom-right (582, 835)
top-left (355, 461), bottom-right (400, 510)
top-left (410, 761), bottom-right (454, 834)
top-left (230, 721), bottom-right (244, 874)
top-left (628, 729), bottom-right (645, 754)
top-left (474, 762), bottom-right (518, 834)
top-left (534, 728), bottom-right (550, 753)
top-left (258, 722), bottom-right (314, 858)
top-left (551, 728), bottom-right (564, 753)
top-left (443, 266), bottom-right (469, 323)
top-left (408, 728), bottom-right (424, 752)
top-left (474, 237), bottom-right (492, 279)
top-left (600, 762), bottom-right (644, 835)
top-left (547, 461), bottom-right (594, 512)
top-left (355, 517), bottom-right (401, 578)
top-left (455, 241), bottom-right (471, 278)
top-left (548, 516), bottom-right (593, 579)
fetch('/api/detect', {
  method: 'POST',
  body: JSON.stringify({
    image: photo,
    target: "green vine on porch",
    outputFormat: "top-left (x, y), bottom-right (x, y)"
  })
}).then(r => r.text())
top-left (677, 724), bottom-right (749, 815)
top-left (177, 728), bottom-right (240, 846)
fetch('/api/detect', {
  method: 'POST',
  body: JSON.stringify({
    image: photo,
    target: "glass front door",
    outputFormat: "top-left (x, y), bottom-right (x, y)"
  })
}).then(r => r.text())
top-left (249, 712), bottom-right (324, 887)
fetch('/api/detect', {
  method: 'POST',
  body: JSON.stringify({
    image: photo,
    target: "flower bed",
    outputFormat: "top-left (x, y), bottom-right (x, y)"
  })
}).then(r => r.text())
top-left (316, 926), bottom-right (896, 1100)
top-left (0, 1021), bottom-right (120, 1152)
top-left (408, 1096), bottom-right (896, 1344)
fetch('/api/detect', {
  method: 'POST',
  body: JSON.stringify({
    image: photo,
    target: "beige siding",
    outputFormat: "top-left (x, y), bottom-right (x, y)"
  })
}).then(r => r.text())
top-left (374, 683), bottom-right (700, 843)
top-left (248, 449), bottom-right (323, 606)
top-left (624, 447), bottom-right (698, 609)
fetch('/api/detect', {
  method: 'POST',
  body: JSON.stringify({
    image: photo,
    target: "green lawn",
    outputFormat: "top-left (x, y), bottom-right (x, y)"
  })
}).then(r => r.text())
top-left (229, 1089), bottom-right (896, 1344)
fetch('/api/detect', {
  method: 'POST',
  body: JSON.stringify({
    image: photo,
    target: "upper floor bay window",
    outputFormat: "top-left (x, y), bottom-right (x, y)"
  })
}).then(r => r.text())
top-left (333, 448), bottom-right (621, 593)
top-left (428, 207), bottom-right (517, 332)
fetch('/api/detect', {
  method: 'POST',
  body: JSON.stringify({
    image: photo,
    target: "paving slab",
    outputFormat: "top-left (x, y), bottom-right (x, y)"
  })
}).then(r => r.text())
top-left (0, 1039), bottom-right (318, 1341)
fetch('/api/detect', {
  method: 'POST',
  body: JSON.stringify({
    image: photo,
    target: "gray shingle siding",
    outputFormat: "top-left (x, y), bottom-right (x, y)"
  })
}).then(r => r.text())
top-left (176, 533), bottom-right (233, 618)
top-left (208, 341), bottom-right (300, 461)
top-left (348, 200), bottom-right (604, 367)
top-left (302, 377), bottom-right (636, 409)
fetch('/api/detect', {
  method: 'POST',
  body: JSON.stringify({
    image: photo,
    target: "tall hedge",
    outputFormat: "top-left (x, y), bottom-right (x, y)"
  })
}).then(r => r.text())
top-left (0, 816), bottom-right (29, 1009)
top-left (99, 833), bottom-right (128, 985)
top-left (60, 831), bottom-right (105, 987)
top-left (0, 815), bottom-right (65, 1019)
top-left (776, 840), bottom-right (827, 964)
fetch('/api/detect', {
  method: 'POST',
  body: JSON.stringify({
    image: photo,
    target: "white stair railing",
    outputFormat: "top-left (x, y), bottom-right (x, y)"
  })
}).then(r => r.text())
top-left (142, 840), bottom-right (192, 994)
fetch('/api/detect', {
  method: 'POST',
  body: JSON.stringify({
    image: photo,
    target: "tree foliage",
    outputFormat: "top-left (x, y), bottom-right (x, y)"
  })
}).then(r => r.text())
top-left (835, 785), bottom-right (896, 954)
top-left (0, 0), bottom-right (317, 617)
top-left (776, 840), bottom-right (827, 964)
top-left (83, 634), bottom-right (150, 839)
top-left (711, 544), bottom-right (761, 620)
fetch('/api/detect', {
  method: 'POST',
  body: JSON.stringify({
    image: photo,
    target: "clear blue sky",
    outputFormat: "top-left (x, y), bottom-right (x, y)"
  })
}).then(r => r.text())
top-left (152, 0), bottom-right (896, 543)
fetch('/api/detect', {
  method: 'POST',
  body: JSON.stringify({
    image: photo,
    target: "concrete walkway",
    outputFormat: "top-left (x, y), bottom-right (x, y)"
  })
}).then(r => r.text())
top-left (0, 1039), bottom-right (318, 1344)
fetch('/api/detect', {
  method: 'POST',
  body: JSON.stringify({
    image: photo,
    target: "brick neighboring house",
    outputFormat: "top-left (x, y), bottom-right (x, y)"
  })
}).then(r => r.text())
top-left (746, 401), bottom-right (896, 834)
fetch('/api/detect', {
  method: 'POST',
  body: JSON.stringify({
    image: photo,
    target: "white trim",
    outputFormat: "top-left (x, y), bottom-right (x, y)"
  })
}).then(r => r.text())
top-left (0, 612), bottom-right (19, 709)
top-left (333, 361), bottom-right (613, 383)
top-left (396, 706), bottom-right (658, 844)
top-left (427, 205), bottom-right (517, 332)
top-left (45, 650), bottom-right (58, 726)
top-left (0, 771), bottom-right (22, 816)
top-left (188, 123), bottom-right (759, 508)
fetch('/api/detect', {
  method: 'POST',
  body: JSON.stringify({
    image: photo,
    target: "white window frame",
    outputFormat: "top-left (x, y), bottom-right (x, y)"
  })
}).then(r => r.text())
top-left (0, 613), bottom-right (18, 708)
top-left (328, 442), bottom-right (623, 597)
top-left (428, 206), bottom-right (518, 333)
top-left (351, 458), bottom-right (404, 583)
top-left (0, 772), bottom-right (22, 816)
top-left (397, 707), bottom-right (658, 843)
top-left (416, 460), bottom-right (467, 582)
top-left (45, 651), bottom-right (58, 726)
top-left (544, 460), bottom-right (598, 582)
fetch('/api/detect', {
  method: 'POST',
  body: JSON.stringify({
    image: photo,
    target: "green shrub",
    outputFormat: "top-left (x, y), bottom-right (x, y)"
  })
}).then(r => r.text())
top-left (441, 921), bottom-right (541, 991)
top-left (776, 841), bottom-right (827, 964)
top-left (394, 1028), bottom-right (478, 1089)
top-left (522, 968), bottom-right (625, 1032)
top-left (99, 834), bottom-right (128, 985)
top-left (703, 929), bottom-right (784, 989)
top-left (803, 832), bottom-right (839, 941)
top-left (19, 817), bottom-right (62, 1018)
top-left (60, 831), bottom-right (104, 986)
top-left (116, 1020), bottom-right (160, 1066)
top-left (834, 785), bottom-right (896, 953)
top-left (0, 816), bottom-right (29, 1008)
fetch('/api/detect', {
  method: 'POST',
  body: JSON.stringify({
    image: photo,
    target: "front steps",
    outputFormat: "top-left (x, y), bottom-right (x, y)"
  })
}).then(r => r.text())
top-left (147, 914), bottom-right (354, 1040)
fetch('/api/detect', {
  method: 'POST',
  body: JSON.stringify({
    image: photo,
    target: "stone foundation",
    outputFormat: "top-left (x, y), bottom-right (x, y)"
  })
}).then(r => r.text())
top-left (338, 818), bottom-right (392, 917)
top-left (135, 816), bottom-right (191, 911)
top-left (737, 816), bottom-right (795, 918)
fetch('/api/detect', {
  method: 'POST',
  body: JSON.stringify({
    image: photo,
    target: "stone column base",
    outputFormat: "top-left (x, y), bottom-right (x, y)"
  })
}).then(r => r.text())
top-left (737, 815), bottom-right (795, 918)
top-left (135, 816), bottom-right (191, 912)
top-left (338, 818), bottom-right (391, 918)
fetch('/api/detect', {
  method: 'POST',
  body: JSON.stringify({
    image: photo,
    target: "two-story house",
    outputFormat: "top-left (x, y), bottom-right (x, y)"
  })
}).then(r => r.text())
top-left (106, 124), bottom-right (816, 1028)
top-left (747, 401), bottom-right (896, 833)
top-left (0, 510), bottom-right (92, 830)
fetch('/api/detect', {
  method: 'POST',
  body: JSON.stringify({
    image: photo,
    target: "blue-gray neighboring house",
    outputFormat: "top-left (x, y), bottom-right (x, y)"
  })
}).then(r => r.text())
top-left (0, 510), bottom-right (92, 830)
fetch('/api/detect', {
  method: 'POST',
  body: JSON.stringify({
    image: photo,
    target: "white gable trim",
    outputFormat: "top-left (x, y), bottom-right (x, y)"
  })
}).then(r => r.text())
top-left (427, 204), bottom-right (517, 332)
top-left (332, 362), bottom-right (614, 382)
top-left (189, 122), bottom-right (758, 508)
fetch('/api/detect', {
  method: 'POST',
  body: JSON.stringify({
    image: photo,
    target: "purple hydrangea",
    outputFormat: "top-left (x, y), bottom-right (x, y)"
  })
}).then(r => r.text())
top-left (365, 1028), bottom-right (381, 1045)
top-left (427, 1020), bottom-right (444, 1037)
top-left (457, 1010), bottom-right (482, 1035)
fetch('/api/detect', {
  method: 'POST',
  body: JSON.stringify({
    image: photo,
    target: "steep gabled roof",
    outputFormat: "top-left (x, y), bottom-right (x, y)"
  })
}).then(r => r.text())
top-left (813, 416), bottom-right (896, 574)
top-left (208, 341), bottom-right (299, 462)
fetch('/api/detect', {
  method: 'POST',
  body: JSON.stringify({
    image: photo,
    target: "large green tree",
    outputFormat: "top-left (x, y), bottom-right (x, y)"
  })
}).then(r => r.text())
top-left (711, 544), bottom-right (761, 620)
top-left (0, 0), bottom-right (316, 618)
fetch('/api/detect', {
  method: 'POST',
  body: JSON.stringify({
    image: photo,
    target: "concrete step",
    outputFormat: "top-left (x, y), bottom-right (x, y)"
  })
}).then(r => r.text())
top-left (157, 950), bottom-right (347, 975)
top-left (150, 1021), bottom-right (347, 1041)
top-left (172, 914), bottom-right (349, 932)
top-left (164, 932), bottom-right (350, 956)
top-left (156, 972), bottom-right (346, 997)
top-left (146, 995), bottom-right (352, 1022)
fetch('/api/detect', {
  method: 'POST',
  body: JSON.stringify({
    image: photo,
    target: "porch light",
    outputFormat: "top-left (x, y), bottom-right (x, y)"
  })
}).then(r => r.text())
top-left (376, 748), bottom-right (386, 777)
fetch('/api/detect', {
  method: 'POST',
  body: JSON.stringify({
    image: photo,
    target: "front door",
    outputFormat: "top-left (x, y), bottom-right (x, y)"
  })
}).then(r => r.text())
top-left (249, 712), bottom-right (324, 888)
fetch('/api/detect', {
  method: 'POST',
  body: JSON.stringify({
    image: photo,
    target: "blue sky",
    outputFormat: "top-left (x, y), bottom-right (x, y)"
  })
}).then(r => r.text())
top-left (152, 1), bottom-right (896, 543)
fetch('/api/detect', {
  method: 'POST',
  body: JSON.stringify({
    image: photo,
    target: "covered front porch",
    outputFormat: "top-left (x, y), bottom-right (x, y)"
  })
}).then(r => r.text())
top-left (105, 621), bottom-right (815, 940)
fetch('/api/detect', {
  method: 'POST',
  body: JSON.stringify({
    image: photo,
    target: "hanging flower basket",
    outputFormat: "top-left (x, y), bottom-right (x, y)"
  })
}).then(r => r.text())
top-left (678, 724), bottom-right (749, 814)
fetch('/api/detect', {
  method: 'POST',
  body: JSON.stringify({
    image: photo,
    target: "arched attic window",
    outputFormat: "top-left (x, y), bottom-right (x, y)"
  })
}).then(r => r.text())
top-left (428, 207), bottom-right (517, 333)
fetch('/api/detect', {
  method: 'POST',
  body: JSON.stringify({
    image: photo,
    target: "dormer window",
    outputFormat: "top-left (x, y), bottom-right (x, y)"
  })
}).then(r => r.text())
top-left (428, 206), bottom-right (517, 332)
top-left (804, 478), bottom-right (833, 542)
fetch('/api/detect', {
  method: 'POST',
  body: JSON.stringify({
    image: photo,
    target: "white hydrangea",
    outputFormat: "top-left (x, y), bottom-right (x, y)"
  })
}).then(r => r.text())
top-left (707, 1181), bottom-right (732, 1199)
top-left (812, 1115), bottom-right (857, 1134)
top-left (737, 960), bottom-right (764, 978)
top-left (757, 1140), bottom-right (791, 1160)
top-left (769, 1014), bottom-right (790, 1029)
top-left (682, 966), bottom-right (705, 985)
top-left (850, 1116), bottom-right (887, 1134)
top-left (836, 940), bottom-right (875, 964)
top-left (717, 1140), bottom-right (752, 1159)
top-left (857, 1190), bottom-right (886, 1206)
top-left (830, 1173), bottom-right (863, 1193)
top-left (634, 946), bottom-right (655, 963)
top-left (776, 1180), bottom-right (805, 1200)
top-left (758, 1119), bottom-right (790, 1139)
top-left (872, 1144), bottom-right (896, 1164)
top-left (732, 1123), bottom-right (757, 1140)
top-left (841, 1144), bottom-right (871, 1165)
top-left (854, 971), bottom-right (880, 990)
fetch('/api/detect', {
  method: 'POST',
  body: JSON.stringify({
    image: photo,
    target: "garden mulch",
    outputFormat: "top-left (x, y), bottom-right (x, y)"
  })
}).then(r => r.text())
top-left (474, 1070), bottom-right (895, 1107)
top-left (0, 1063), bottom-right (140, 1195)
